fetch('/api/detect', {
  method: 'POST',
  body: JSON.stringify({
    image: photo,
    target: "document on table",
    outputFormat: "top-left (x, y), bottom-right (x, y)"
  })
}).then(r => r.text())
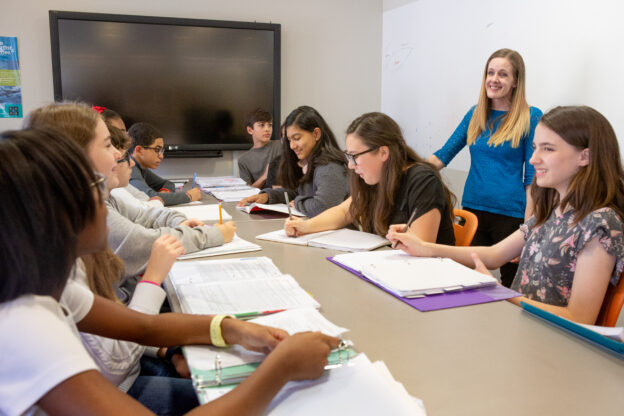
top-left (176, 274), bottom-right (320, 315)
top-left (237, 203), bottom-right (306, 217)
top-left (196, 176), bottom-right (247, 188)
top-left (256, 228), bottom-right (389, 251)
top-left (333, 250), bottom-right (497, 297)
top-left (176, 235), bottom-right (262, 260)
top-left (170, 204), bottom-right (232, 222)
top-left (209, 186), bottom-right (260, 202)
top-left (185, 308), bottom-right (348, 371)
top-left (169, 256), bottom-right (282, 285)
top-left (198, 354), bottom-right (426, 415)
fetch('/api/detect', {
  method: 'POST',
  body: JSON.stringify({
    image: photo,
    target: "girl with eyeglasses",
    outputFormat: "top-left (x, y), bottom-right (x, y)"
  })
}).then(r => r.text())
top-left (0, 128), bottom-right (339, 415)
top-left (285, 112), bottom-right (455, 245)
top-left (238, 106), bottom-right (349, 217)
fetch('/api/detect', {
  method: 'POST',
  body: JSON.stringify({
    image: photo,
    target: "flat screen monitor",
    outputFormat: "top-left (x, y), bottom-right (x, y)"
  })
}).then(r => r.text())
top-left (49, 11), bottom-right (281, 157)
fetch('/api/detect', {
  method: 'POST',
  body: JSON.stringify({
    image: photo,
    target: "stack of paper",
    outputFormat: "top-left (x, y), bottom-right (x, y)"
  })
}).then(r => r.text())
top-left (333, 250), bottom-right (497, 297)
top-left (198, 354), bottom-right (426, 415)
top-left (196, 176), bottom-right (247, 188)
top-left (171, 204), bottom-right (232, 222)
top-left (168, 257), bottom-right (320, 316)
top-left (256, 228), bottom-right (390, 252)
top-left (237, 203), bottom-right (306, 217)
top-left (206, 186), bottom-right (260, 202)
top-left (177, 235), bottom-right (261, 260)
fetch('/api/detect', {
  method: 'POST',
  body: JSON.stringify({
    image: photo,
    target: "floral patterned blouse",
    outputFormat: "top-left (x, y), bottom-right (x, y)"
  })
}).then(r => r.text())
top-left (511, 207), bottom-right (624, 306)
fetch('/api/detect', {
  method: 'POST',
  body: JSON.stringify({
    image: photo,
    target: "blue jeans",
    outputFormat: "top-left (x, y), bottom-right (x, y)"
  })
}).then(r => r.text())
top-left (127, 356), bottom-right (200, 416)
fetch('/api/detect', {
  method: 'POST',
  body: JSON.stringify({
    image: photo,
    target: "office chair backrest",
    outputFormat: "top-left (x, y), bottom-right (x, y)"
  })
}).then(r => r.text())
top-left (453, 209), bottom-right (478, 247)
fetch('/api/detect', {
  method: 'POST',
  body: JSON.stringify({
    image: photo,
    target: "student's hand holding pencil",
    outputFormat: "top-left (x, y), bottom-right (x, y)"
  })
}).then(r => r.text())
top-left (386, 224), bottom-right (433, 257)
top-left (215, 221), bottom-right (237, 242)
top-left (284, 217), bottom-right (309, 237)
top-left (186, 187), bottom-right (202, 202)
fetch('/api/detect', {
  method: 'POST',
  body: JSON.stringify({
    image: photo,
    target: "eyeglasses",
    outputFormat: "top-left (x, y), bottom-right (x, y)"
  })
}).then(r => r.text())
top-left (144, 146), bottom-right (165, 156)
top-left (90, 172), bottom-right (108, 196)
top-left (343, 147), bottom-right (379, 166)
top-left (117, 153), bottom-right (130, 164)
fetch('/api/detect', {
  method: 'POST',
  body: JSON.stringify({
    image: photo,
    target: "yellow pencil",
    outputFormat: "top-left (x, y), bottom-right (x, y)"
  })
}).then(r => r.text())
top-left (218, 202), bottom-right (223, 224)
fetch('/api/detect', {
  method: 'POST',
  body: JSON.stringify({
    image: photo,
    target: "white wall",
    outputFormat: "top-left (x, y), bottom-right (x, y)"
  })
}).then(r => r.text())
top-left (0, 0), bottom-right (382, 178)
top-left (382, 0), bottom-right (624, 174)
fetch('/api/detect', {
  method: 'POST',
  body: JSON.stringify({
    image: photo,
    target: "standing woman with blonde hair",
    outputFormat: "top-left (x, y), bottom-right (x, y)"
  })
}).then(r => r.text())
top-left (428, 48), bottom-right (542, 287)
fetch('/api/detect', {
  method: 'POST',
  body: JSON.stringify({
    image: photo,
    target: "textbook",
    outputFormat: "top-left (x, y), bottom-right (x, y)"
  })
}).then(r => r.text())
top-left (207, 186), bottom-right (260, 202)
top-left (237, 203), bottom-right (306, 217)
top-left (256, 228), bottom-right (390, 252)
top-left (176, 235), bottom-right (261, 260)
top-left (331, 250), bottom-right (498, 297)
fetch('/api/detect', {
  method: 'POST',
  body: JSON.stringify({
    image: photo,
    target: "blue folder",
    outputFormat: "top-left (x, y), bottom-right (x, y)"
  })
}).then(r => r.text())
top-left (521, 302), bottom-right (624, 356)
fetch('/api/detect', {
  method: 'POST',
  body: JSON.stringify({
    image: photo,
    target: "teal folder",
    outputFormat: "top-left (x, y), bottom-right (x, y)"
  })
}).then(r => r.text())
top-left (521, 302), bottom-right (624, 356)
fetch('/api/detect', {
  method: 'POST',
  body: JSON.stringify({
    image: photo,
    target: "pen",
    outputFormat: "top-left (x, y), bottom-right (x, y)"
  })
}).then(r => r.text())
top-left (284, 191), bottom-right (293, 220)
top-left (234, 309), bottom-right (286, 319)
top-left (218, 202), bottom-right (223, 225)
top-left (391, 208), bottom-right (418, 249)
top-left (192, 172), bottom-right (197, 188)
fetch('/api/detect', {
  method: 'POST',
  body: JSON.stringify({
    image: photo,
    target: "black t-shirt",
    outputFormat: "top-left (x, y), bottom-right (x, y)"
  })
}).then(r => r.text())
top-left (386, 164), bottom-right (455, 245)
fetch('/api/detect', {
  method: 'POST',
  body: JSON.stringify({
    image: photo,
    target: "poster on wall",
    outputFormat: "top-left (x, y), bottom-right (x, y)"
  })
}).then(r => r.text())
top-left (0, 36), bottom-right (22, 118)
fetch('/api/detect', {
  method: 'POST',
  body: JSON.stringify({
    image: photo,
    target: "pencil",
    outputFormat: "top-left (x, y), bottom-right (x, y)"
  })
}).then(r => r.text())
top-left (218, 202), bottom-right (223, 224)
top-left (284, 191), bottom-right (293, 220)
top-left (392, 208), bottom-right (418, 249)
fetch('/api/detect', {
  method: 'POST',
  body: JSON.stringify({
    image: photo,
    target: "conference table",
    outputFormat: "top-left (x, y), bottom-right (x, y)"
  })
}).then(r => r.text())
top-left (166, 201), bottom-right (624, 415)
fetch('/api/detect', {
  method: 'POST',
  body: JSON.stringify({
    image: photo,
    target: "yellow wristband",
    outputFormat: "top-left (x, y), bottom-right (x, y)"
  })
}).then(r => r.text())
top-left (210, 314), bottom-right (233, 347)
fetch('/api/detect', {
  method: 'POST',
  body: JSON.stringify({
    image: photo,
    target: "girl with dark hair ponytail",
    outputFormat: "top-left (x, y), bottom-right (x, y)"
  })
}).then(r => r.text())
top-left (284, 112), bottom-right (456, 244)
top-left (238, 106), bottom-right (349, 217)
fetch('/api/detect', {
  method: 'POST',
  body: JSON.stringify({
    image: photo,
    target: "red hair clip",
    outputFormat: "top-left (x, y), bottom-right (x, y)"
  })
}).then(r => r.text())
top-left (92, 106), bottom-right (107, 114)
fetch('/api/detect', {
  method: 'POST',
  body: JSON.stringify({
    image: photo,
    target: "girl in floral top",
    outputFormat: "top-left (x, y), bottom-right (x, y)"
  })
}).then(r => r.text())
top-left (387, 106), bottom-right (624, 324)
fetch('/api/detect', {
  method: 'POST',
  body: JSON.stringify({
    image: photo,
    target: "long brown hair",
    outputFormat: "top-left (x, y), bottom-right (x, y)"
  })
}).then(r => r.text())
top-left (531, 106), bottom-right (624, 225)
top-left (347, 112), bottom-right (455, 235)
top-left (278, 106), bottom-right (346, 189)
top-left (25, 102), bottom-right (124, 302)
top-left (467, 48), bottom-right (531, 148)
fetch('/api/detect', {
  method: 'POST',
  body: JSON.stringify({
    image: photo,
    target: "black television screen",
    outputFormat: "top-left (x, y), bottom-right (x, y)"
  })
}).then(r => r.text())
top-left (49, 11), bottom-right (280, 157)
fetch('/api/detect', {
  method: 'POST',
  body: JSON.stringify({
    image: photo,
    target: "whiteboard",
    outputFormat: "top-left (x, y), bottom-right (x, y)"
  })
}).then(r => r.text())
top-left (382, 0), bottom-right (624, 171)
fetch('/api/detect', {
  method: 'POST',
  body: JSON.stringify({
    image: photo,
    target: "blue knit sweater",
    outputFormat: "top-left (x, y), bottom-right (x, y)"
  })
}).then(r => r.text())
top-left (434, 106), bottom-right (542, 218)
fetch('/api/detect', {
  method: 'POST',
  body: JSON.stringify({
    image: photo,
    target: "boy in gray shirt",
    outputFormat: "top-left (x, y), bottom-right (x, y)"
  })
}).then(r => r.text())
top-left (238, 108), bottom-right (281, 188)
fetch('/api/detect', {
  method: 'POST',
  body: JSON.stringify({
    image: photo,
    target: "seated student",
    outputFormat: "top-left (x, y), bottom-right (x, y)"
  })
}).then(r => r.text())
top-left (93, 105), bottom-right (127, 131)
top-left (238, 106), bottom-right (350, 217)
top-left (128, 122), bottom-right (202, 206)
top-left (238, 108), bottom-right (281, 188)
top-left (106, 124), bottom-right (164, 208)
top-left (107, 125), bottom-right (236, 301)
top-left (284, 112), bottom-right (456, 244)
top-left (388, 106), bottom-right (624, 324)
top-left (0, 127), bottom-right (339, 416)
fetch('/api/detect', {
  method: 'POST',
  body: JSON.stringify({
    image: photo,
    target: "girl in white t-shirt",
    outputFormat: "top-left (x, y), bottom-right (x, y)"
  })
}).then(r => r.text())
top-left (0, 128), bottom-right (339, 415)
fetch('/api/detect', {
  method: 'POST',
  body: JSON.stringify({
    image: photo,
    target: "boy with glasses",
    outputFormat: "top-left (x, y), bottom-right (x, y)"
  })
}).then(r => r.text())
top-left (128, 122), bottom-right (201, 206)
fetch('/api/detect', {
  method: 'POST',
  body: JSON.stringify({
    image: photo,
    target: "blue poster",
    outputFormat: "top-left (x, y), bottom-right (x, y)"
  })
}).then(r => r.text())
top-left (0, 36), bottom-right (22, 118)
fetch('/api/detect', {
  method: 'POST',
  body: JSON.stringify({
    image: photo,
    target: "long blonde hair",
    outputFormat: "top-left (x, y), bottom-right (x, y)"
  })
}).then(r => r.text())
top-left (467, 48), bottom-right (531, 148)
top-left (25, 102), bottom-right (124, 302)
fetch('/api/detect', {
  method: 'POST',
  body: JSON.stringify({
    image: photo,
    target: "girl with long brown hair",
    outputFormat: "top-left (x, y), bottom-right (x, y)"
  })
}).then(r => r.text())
top-left (285, 112), bottom-right (455, 245)
top-left (427, 48), bottom-right (543, 287)
top-left (389, 106), bottom-right (624, 325)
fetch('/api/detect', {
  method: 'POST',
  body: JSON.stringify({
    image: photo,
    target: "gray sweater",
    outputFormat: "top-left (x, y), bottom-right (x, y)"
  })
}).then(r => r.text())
top-left (238, 140), bottom-right (282, 185)
top-left (106, 194), bottom-right (224, 302)
top-left (263, 162), bottom-right (349, 217)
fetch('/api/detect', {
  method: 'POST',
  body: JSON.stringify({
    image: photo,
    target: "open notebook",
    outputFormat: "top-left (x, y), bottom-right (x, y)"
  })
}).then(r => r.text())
top-left (171, 204), bottom-right (232, 222)
top-left (256, 228), bottom-right (390, 252)
top-left (332, 250), bottom-right (497, 297)
top-left (177, 235), bottom-right (261, 260)
top-left (237, 203), bottom-right (306, 217)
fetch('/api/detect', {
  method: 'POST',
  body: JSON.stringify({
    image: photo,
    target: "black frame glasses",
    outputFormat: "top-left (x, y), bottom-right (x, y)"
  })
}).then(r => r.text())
top-left (343, 147), bottom-right (379, 166)
top-left (117, 153), bottom-right (130, 164)
top-left (143, 145), bottom-right (165, 156)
